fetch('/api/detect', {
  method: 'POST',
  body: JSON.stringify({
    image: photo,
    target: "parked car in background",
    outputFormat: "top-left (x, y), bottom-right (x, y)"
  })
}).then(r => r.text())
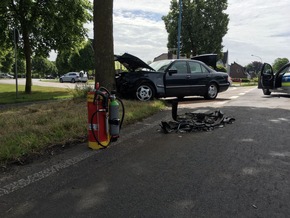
top-left (258, 62), bottom-right (290, 95)
top-left (115, 53), bottom-right (230, 101)
top-left (0, 73), bottom-right (14, 79)
top-left (59, 72), bottom-right (88, 83)
top-left (45, 74), bottom-right (55, 79)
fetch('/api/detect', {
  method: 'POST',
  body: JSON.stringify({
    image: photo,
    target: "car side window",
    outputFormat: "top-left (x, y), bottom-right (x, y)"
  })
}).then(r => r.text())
top-left (201, 64), bottom-right (210, 73)
top-left (189, 62), bottom-right (202, 74)
top-left (189, 62), bottom-right (210, 74)
top-left (169, 61), bottom-right (188, 74)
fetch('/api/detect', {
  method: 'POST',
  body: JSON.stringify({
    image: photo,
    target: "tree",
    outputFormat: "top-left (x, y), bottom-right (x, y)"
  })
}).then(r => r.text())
top-left (13, 58), bottom-right (26, 78)
top-left (272, 58), bottom-right (289, 72)
top-left (32, 56), bottom-right (57, 78)
top-left (69, 40), bottom-right (95, 73)
top-left (163, 0), bottom-right (229, 57)
top-left (0, 0), bottom-right (92, 93)
top-left (0, 48), bottom-right (14, 73)
top-left (245, 61), bottom-right (262, 78)
top-left (56, 50), bottom-right (74, 75)
top-left (93, 0), bottom-right (115, 90)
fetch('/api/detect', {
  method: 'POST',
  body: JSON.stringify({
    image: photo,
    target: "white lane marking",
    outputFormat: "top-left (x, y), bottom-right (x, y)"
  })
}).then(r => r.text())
top-left (0, 114), bottom-right (171, 197)
top-left (230, 96), bottom-right (239, 99)
top-left (214, 101), bottom-right (228, 105)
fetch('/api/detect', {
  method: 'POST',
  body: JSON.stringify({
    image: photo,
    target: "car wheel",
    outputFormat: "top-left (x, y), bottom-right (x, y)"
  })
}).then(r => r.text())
top-left (60, 78), bottom-right (63, 83)
top-left (136, 83), bottom-right (155, 101)
top-left (263, 89), bottom-right (271, 95)
top-left (71, 78), bottom-right (75, 83)
top-left (204, 83), bottom-right (218, 99)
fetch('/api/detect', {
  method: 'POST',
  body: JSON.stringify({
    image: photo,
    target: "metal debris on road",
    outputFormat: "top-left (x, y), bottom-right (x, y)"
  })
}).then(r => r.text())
top-left (160, 110), bottom-right (235, 134)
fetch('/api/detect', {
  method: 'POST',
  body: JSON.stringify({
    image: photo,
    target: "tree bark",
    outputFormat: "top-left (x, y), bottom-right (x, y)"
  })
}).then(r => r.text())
top-left (23, 26), bottom-right (32, 94)
top-left (93, 0), bottom-right (115, 91)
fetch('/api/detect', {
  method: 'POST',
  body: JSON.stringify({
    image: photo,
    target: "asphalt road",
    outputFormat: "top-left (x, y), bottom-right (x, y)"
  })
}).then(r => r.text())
top-left (1, 86), bottom-right (290, 218)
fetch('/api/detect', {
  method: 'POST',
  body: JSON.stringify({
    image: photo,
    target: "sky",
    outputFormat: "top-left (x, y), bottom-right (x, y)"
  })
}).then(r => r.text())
top-left (52, 0), bottom-right (290, 67)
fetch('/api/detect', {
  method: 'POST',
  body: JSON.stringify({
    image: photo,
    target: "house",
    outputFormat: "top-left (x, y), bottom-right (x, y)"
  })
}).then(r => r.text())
top-left (229, 62), bottom-right (248, 79)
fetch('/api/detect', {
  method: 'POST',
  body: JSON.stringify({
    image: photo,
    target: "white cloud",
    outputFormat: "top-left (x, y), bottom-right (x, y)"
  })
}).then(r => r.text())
top-left (112, 0), bottom-right (170, 63)
top-left (51, 0), bottom-right (290, 66)
top-left (223, 0), bottom-right (290, 65)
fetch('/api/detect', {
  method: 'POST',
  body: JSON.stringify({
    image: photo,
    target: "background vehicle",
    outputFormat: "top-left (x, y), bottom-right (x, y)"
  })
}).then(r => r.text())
top-left (115, 53), bottom-right (230, 101)
top-left (0, 73), bottom-right (14, 79)
top-left (59, 72), bottom-right (88, 83)
top-left (258, 62), bottom-right (290, 95)
top-left (45, 74), bottom-right (55, 79)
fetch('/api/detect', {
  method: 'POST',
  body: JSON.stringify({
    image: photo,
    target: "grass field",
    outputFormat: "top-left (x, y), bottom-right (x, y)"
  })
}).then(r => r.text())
top-left (0, 84), bottom-right (165, 165)
top-left (0, 84), bottom-right (73, 104)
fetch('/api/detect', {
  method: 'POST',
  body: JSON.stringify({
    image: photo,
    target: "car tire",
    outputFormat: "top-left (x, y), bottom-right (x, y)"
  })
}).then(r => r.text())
top-left (60, 78), bottom-right (63, 83)
top-left (71, 78), bottom-right (75, 83)
top-left (204, 83), bottom-right (218, 99)
top-left (136, 83), bottom-right (155, 101)
top-left (263, 88), bottom-right (271, 95)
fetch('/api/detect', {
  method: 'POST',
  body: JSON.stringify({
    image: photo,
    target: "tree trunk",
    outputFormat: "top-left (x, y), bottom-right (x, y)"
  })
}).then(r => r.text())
top-left (23, 27), bottom-right (32, 94)
top-left (93, 0), bottom-right (115, 91)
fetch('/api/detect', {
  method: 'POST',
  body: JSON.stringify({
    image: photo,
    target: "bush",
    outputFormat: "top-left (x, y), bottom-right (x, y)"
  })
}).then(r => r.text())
top-left (71, 83), bottom-right (93, 99)
top-left (216, 65), bottom-right (227, 72)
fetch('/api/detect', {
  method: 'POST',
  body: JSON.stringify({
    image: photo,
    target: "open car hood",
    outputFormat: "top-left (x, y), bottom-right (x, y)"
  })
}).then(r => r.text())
top-left (114, 53), bottom-right (155, 72)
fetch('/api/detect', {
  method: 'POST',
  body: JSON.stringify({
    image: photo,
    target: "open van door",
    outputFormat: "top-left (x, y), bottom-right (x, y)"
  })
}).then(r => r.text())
top-left (260, 63), bottom-right (274, 91)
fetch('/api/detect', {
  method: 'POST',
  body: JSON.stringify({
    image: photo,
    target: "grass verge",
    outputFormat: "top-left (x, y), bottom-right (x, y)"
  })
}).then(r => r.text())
top-left (0, 98), bottom-right (165, 166)
top-left (0, 84), bottom-right (73, 104)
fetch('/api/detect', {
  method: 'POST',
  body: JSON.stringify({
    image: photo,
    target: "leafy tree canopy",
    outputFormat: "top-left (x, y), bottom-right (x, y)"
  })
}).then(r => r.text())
top-left (69, 40), bottom-right (94, 73)
top-left (163, 0), bottom-right (229, 57)
top-left (0, 0), bottom-right (92, 93)
top-left (32, 56), bottom-right (57, 77)
top-left (272, 58), bottom-right (289, 72)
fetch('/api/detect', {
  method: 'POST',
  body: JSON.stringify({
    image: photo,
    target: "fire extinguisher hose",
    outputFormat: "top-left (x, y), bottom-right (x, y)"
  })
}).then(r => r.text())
top-left (90, 88), bottom-right (125, 149)
top-left (117, 96), bottom-right (125, 130)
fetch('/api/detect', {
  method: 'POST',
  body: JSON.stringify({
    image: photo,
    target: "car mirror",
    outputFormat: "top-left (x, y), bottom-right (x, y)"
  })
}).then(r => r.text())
top-left (168, 69), bottom-right (177, 76)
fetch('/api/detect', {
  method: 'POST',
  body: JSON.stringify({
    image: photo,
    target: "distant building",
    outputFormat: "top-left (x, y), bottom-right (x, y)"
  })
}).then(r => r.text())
top-left (229, 62), bottom-right (249, 79)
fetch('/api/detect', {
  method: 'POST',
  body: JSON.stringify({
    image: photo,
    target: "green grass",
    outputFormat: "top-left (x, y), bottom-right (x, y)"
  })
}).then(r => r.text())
top-left (0, 94), bottom-right (165, 165)
top-left (0, 84), bottom-right (73, 104)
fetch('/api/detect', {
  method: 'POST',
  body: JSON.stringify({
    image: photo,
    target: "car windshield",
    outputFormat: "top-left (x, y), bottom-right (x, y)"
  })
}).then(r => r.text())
top-left (149, 60), bottom-right (174, 72)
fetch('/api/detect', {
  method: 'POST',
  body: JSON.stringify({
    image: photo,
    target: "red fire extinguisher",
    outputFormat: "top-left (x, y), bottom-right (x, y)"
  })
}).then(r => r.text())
top-left (87, 83), bottom-right (124, 150)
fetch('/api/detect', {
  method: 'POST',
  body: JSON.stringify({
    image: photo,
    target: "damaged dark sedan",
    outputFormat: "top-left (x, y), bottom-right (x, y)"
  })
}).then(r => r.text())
top-left (115, 53), bottom-right (230, 101)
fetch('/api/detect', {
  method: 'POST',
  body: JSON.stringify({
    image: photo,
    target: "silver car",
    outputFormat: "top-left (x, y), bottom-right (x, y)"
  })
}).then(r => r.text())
top-left (59, 72), bottom-right (88, 83)
top-left (0, 73), bottom-right (14, 79)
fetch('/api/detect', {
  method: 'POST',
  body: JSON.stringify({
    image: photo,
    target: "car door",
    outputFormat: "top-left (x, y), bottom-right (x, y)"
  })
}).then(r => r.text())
top-left (260, 63), bottom-right (274, 89)
top-left (187, 61), bottom-right (210, 95)
top-left (164, 60), bottom-right (190, 97)
top-left (274, 63), bottom-right (290, 90)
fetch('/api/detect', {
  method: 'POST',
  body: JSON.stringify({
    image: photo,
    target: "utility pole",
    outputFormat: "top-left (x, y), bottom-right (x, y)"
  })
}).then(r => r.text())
top-left (177, 0), bottom-right (182, 59)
